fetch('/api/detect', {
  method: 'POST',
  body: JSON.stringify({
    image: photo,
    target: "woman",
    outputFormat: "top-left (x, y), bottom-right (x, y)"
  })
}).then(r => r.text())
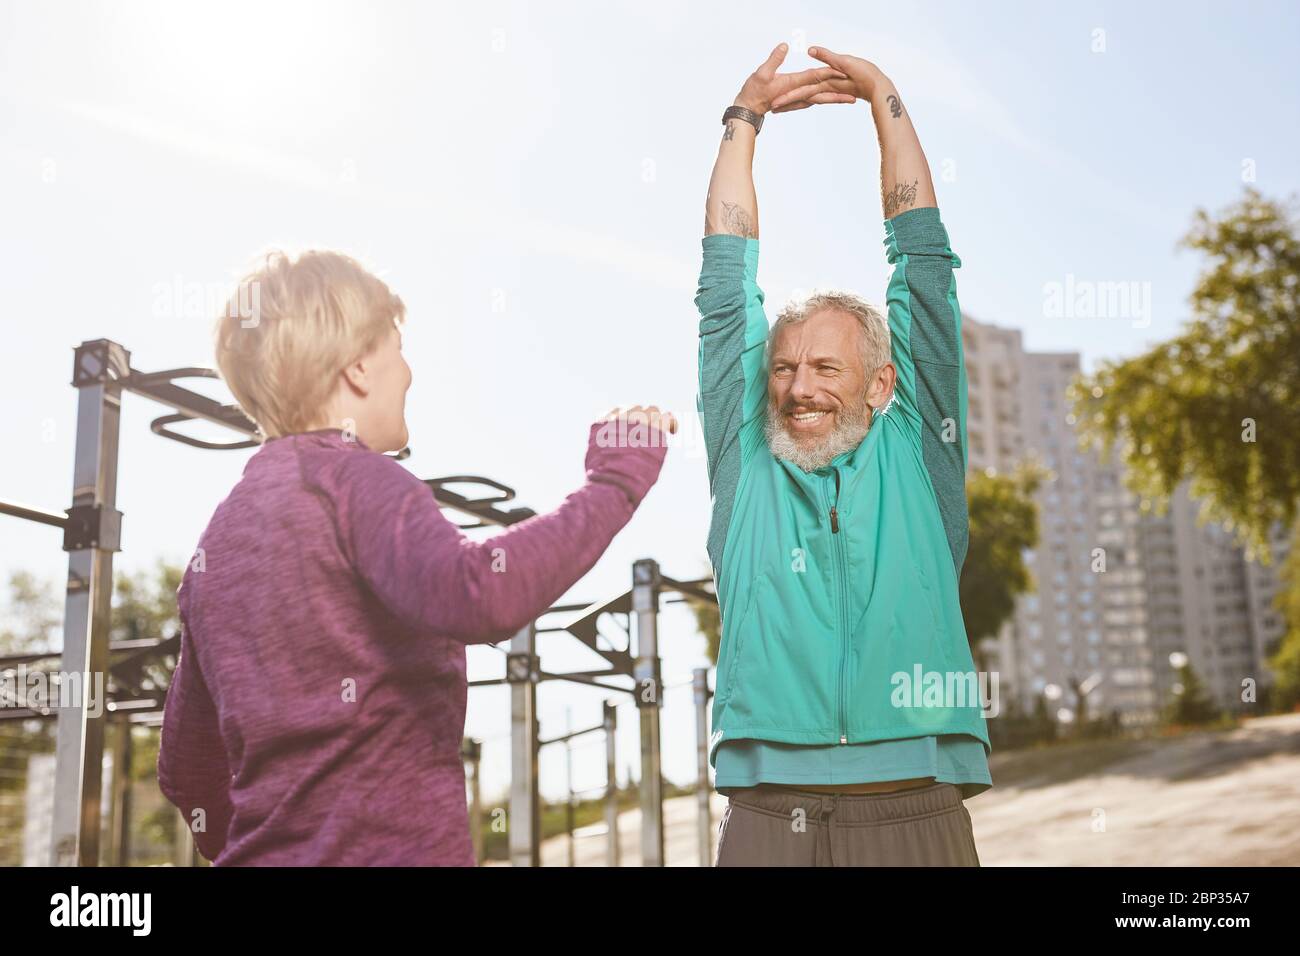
top-left (157, 248), bottom-right (673, 865)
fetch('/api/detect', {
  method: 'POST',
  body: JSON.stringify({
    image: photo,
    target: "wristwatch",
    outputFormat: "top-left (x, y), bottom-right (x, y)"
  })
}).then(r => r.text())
top-left (722, 105), bottom-right (763, 135)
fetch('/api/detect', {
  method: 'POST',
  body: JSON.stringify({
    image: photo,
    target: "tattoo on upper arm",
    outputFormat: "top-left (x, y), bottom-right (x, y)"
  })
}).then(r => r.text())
top-left (886, 94), bottom-right (902, 119)
top-left (720, 201), bottom-right (757, 238)
top-left (722, 120), bottom-right (736, 142)
top-left (883, 179), bottom-right (919, 217)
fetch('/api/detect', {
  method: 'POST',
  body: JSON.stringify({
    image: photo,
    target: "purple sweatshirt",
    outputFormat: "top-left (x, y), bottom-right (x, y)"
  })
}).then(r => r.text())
top-left (157, 423), bottom-right (666, 865)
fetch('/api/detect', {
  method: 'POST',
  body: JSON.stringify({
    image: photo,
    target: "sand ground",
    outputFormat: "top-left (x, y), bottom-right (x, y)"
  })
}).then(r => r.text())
top-left (524, 713), bottom-right (1300, 866)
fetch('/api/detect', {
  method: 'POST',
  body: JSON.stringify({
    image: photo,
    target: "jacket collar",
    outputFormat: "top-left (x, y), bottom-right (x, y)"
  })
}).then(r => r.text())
top-left (243, 428), bottom-right (373, 476)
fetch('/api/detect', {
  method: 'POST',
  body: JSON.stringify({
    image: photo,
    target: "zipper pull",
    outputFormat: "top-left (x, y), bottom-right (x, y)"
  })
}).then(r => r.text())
top-left (830, 467), bottom-right (841, 534)
top-left (840, 735), bottom-right (847, 744)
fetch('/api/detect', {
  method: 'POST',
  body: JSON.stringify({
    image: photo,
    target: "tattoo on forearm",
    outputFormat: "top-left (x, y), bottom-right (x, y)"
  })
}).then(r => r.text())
top-left (883, 179), bottom-right (919, 217)
top-left (722, 120), bottom-right (736, 142)
top-left (886, 94), bottom-right (902, 119)
top-left (720, 201), bottom-right (757, 238)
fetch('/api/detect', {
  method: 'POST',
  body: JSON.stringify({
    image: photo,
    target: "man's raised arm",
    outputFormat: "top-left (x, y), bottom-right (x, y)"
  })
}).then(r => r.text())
top-left (782, 49), bottom-right (969, 572)
top-left (695, 44), bottom-right (853, 570)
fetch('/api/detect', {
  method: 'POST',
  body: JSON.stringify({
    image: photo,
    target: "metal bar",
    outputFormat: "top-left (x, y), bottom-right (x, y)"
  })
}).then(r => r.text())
top-left (632, 558), bottom-right (664, 867)
top-left (549, 591), bottom-right (636, 669)
top-left (694, 667), bottom-right (713, 867)
top-left (469, 668), bottom-right (634, 692)
top-left (536, 667), bottom-right (624, 681)
top-left (507, 623), bottom-right (539, 867)
top-left (564, 708), bottom-right (575, 868)
top-left (97, 698), bottom-right (160, 713)
top-left (174, 807), bottom-right (196, 866)
top-left (535, 670), bottom-right (633, 693)
top-left (0, 696), bottom-right (163, 722)
top-left (149, 413), bottom-right (258, 451)
top-left (110, 718), bottom-right (133, 866)
top-left (122, 374), bottom-right (256, 436)
top-left (537, 602), bottom-right (595, 616)
top-left (0, 636), bottom-right (173, 668)
top-left (462, 738), bottom-right (483, 866)
top-left (659, 576), bottom-right (716, 603)
top-left (51, 339), bottom-right (126, 866)
top-left (539, 720), bottom-right (607, 746)
top-left (0, 708), bottom-right (55, 722)
top-left (0, 499), bottom-right (69, 529)
top-left (122, 366), bottom-right (222, 388)
top-left (423, 477), bottom-right (535, 530)
top-left (603, 701), bottom-right (619, 867)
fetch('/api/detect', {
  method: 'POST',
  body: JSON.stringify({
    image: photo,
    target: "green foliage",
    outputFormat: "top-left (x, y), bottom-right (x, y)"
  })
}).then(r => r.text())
top-left (960, 462), bottom-right (1047, 649)
top-left (1072, 188), bottom-right (1300, 559)
top-left (0, 562), bottom-right (183, 814)
top-left (689, 591), bottom-right (720, 667)
top-left (1268, 630), bottom-right (1300, 714)
top-left (1162, 662), bottom-right (1222, 727)
top-left (0, 570), bottom-right (62, 654)
top-left (112, 560), bottom-right (183, 642)
top-left (0, 559), bottom-right (182, 655)
top-left (1267, 520), bottom-right (1300, 712)
top-left (987, 693), bottom-right (1058, 750)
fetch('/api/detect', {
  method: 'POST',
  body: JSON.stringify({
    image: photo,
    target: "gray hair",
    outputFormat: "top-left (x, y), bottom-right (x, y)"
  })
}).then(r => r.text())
top-left (769, 290), bottom-right (891, 377)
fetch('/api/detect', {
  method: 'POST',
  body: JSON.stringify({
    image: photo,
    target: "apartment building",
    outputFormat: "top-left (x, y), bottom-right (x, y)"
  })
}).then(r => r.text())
top-left (961, 314), bottom-right (1286, 728)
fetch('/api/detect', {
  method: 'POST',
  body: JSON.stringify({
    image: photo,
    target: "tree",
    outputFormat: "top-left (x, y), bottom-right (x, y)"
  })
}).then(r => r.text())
top-left (1267, 520), bottom-right (1300, 712)
top-left (1072, 188), bottom-right (1300, 559)
top-left (0, 570), bottom-right (62, 655)
top-left (960, 462), bottom-right (1046, 668)
top-left (1162, 661), bottom-right (1222, 727)
top-left (111, 560), bottom-right (183, 643)
top-left (0, 570), bottom-right (62, 859)
top-left (689, 587), bottom-right (720, 666)
top-left (0, 562), bottom-right (184, 864)
top-left (0, 560), bottom-right (182, 654)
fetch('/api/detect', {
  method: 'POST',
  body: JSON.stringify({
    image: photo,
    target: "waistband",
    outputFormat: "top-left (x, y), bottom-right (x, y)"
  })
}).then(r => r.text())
top-left (725, 781), bottom-right (963, 826)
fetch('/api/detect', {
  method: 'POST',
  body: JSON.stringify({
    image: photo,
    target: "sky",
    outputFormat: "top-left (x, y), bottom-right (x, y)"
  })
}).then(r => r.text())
top-left (1, 0), bottom-right (1298, 803)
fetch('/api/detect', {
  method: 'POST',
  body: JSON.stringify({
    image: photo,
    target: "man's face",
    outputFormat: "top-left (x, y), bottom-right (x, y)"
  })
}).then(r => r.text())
top-left (765, 308), bottom-right (895, 471)
top-left (768, 307), bottom-right (869, 437)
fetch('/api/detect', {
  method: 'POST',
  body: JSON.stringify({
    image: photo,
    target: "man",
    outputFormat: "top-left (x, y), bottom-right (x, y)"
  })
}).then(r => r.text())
top-left (696, 44), bottom-right (991, 866)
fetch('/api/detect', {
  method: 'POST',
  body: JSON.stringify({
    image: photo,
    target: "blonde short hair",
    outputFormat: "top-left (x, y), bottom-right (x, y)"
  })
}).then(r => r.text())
top-left (215, 250), bottom-right (405, 439)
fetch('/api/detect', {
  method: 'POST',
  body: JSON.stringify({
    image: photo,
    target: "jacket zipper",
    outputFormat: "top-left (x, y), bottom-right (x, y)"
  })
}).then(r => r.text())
top-left (829, 468), bottom-right (849, 744)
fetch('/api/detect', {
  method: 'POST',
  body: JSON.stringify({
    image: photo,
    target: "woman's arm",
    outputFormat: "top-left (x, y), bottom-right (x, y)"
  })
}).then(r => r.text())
top-left (339, 410), bottom-right (671, 644)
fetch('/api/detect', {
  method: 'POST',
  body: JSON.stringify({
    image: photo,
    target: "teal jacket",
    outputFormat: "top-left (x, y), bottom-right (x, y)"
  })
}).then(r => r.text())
top-left (695, 206), bottom-right (990, 767)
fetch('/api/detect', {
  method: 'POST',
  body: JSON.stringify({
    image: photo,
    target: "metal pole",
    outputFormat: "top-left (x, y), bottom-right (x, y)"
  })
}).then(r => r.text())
top-left (109, 718), bottom-right (133, 866)
top-left (693, 666), bottom-right (713, 867)
top-left (632, 558), bottom-right (664, 867)
top-left (564, 707), bottom-right (575, 867)
top-left (51, 339), bottom-right (127, 866)
top-left (603, 701), bottom-right (619, 867)
top-left (462, 738), bottom-right (483, 866)
top-left (174, 807), bottom-right (196, 867)
top-left (507, 622), bottom-right (539, 867)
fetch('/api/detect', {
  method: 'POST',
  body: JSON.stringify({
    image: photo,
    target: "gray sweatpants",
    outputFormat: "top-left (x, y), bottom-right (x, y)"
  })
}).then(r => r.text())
top-left (714, 782), bottom-right (980, 866)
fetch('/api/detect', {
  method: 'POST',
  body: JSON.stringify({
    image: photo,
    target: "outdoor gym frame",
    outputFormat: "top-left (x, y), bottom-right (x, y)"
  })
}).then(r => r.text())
top-left (0, 338), bottom-right (716, 866)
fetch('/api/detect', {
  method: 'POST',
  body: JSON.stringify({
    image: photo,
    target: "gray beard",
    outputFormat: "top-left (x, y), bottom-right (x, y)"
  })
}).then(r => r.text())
top-left (764, 394), bottom-right (873, 472)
